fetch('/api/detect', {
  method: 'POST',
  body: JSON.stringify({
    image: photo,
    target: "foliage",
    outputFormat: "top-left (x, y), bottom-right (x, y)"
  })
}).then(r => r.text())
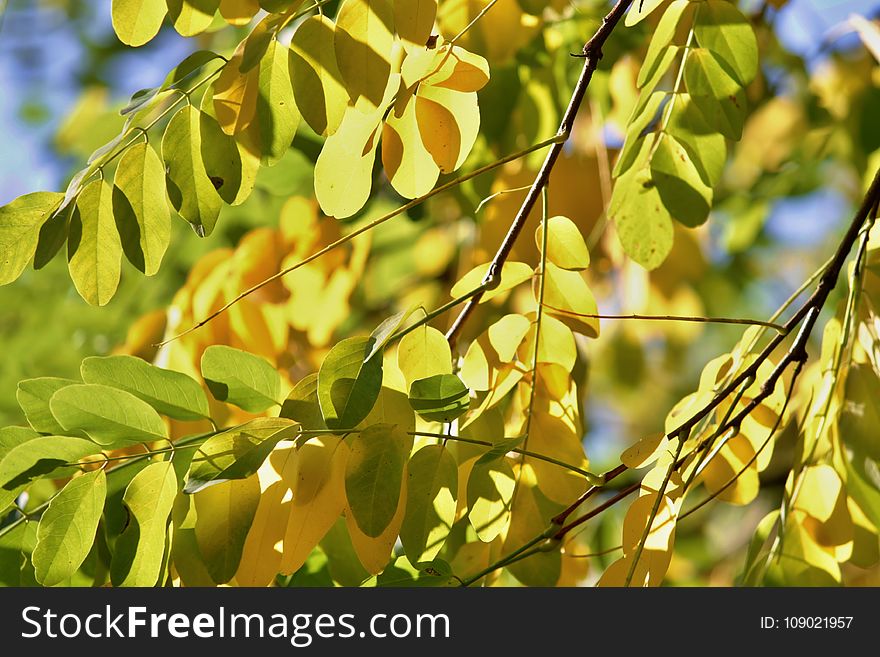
top-left (0, 0), bottom-right (879, 588)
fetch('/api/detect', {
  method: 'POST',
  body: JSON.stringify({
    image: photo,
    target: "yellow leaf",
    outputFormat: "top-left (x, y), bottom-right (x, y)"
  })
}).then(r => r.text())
top-left (235, 446), bottom-right (298, 586)
top-left (280, 436), bottom-right (348, 574)
top-left (467, 457), bottom-right (515, 542)
top-left (290, 15), bottom-right (349, 136)
top-left (422, 45), bottom-right (490, 92)
top-left (219, 0), bottom-right (259, 25)
top-left (167, 0), bottom-right (219, 37)
top-left (535, 215), bottom-right (590, 270)
top-left (399, 444), bottom-right (457, 562)
top-left (417, 84), bottom-right (479, 172)
top-left (382, 89), bottom-right (440, 198)
top-left (213, 50), bottom-right (259, 136)
top-left (487, 314), bottom-right (530, 363)
top-left (527, 412), bottom-right (589, 505)
top-left (517, 313), bottom-right (576, 370)
top-left (394, 0), bottom-right (437, 50)
top-left (345, 472), bottom-right (408, 573)
top-left (112, 0), bottom-right (167, 47)
top-left (699, 436), bottom-right (760, 505)
top-left (504, 480), bottom-right (562, 586)
top-left (540, 262), bottom-right (600, 338)
top-left (620, 433), bottom-right (669, 469)
top-left (68, 179), bottom-right (122, 306)
top-left (451, 261), bottom-right (533, 302)
top-left (397, 324), bottom-right (452, 388)
top-left (335, 0), bottom-right (394, 111)
top-left (624, 0), bottom-right (665, 26)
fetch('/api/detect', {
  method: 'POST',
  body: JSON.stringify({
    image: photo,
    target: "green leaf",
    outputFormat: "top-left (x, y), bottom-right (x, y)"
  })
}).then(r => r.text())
top-left (199, 105), bottom-right (253, 206)
top-left (49, 384), bottom-right (167, 447)
top-left (370, 556), bottom-right (458, 587)
top-left (650, 133), bottom-right (713, 227)
top-left (110, 460), bottom-right (179, 586)
top-left (16, 378), bottom-right (80, 434)
top-left (256, 39), bottom-right (300, 165)
top-left (0, 192), bottom-right (64, 285)
top-left (200, 345), bottom-right (282, 412)
top-left (666, 93), bottom-right (727, 186)
top-left (0, 427), bottom-right (38, 510)
top-left (690, 87), bottom-right (746, 141)
top-left (335, 0), bottom-right (394, 111)
top-left (185, 417), bottom-right (299, 493)
top-left (162, 105), bottom-right (222, 237)
top-left (345, 423), bottom-right (409, 537)
top-left (280, 374), bottom-right (327, 431)
top-left (613, 92), bottom-right (665, 178)
top-left (67, 179), bottom-right (122, 306)
top-left (162, 50), bottom-right (225, 92)
top-left (366, 307), bottom-right (414, 362)
top-left (0, 521), bottom-right (38, 586)
top-left (32, 468), bottom-right (106, 586)
top-left (609, 138), bottom-right (674, 270)
top-left (111, 0), bottom-right (167, 47)
top-left (0, 436), bottom-right (102, 490)
top-left (694, 0), bottom-right (758, 86)
top-left (167, 0), bottom-right (219, 37)
top-left (317, 336), bottom-right (384, 431)
top-left (400, 445), bottom-right (457, 563)
top-left (397, 324), bottom-right (452, 389)
top-left (839, 364), bottom-right (880, 460)
top-left (467, 457), bottom-right (515, 542)
top-left (536, 215), bottom-right (591, 271)
top-left (394, 0), bottom-right (437, 50)
top-left (81, 355), bottom-right (211, 422)
top-left (685, 47), bottom-right (741, 99)
top-left (637, 0), bottom-right (691, 87)
top-left (194, 476), bottom-right (261, 584)
top-left (408, 374), bottom-right (470, 423)
top-left (112, 141), bottom-right (170, 276)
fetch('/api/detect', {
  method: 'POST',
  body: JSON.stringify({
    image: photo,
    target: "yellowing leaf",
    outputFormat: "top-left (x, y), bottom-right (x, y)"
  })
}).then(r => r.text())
top-left (517, 313), bottom-right (576, 370)
top-left (213, 47), bottom-right (258, 135)
top-left (345, 478), bottom-right (407, 574)
top-left (290, 15), bottom-right (349, 136)
top-left (397, 324), bottom-right (452, 387)
top-left (416, 84), bottom-right (479, 172)
top-left (624, 0), bottom-right (665, 26)
top-left (162, 106), bottom-right (223, 237)
top-left (345, 424), bottom-right (409, 537)
top-left (394, 0), bottom-right (437, 50)
top-left (488, 314), bottom-right (530, 363)
top-left (335, 0), bottom-right (394, 111)
top-left (451, 261), bottom-right (533, 302)
top-left (112, 0), bottom-right (167, 47)
top-left (467, 457), bottom-right (515, 542)
top-left (423, 46), bottom-right (490, 93)
top-left (194, 475), bottom-right (261, 584)
top-left (219, 0), bottom-right (260, 25)
top-left (504, 480), bottom-right (562, 586)
top-left (68, 179), bottom-right (122, 306)
top-left (383, 90), bottom-right (441, 198)
top-left (400, 444), bottom-right (457, 562)
top-left (621, 433), bottom-right (669, 469)
top-left (540, 262), bottom-right (600, 338)
top-left (0, 191), bottom-right (63, 286)
top-left (536, 215), bottom-right (590, 270)
top-left (281, 436), bottom-right (348, 574)
top-left (527, 412), bottom-right (589, 505)
top-left (167, 0), bottom-right (219, 37)
top-left (253, 39), bottom-right (299, 165)
top-left (650, 133), bottom-right (713, 228)
top-left (694, 0), bottom-right (758, 85)
top-left (113, 141), bottom-right (170, 276)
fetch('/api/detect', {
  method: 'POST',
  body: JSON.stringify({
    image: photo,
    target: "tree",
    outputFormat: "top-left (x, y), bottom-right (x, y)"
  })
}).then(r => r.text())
top-left (0, 0), bottom-right (878, 588)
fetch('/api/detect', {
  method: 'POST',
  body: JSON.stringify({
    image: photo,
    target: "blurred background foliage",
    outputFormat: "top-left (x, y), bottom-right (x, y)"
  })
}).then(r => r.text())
top-left (1, 0), bottom-right (879, 585)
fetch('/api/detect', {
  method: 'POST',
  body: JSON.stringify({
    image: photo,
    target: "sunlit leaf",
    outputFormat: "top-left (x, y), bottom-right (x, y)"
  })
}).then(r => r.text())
top-left (400, 444), bottom-right (457, 562)
top-left (467, 457), bottom-right (515, 542)
top-left (67, 180), bottom-right (122, 306)
top-left (535, 215), bottom-right (590, 270)
top-left (397, 324), bottom-right (452, 388)
top-left (16, 378), bottom-right (79, 435)
top-left (201, 344), bottom-right (282, 412)
top-left (0, 436), bottom-right (102, 490)
top-left (335, 0), bottom-right (394, 111)
top-left (111, 0), bottom-right (167, 47)
top-left (408, 373), bottom-right (470, 422)
top-left (0, 192), bottom-right (63, 286)
top-left (694, 0), bottom-right (758, 86)
top-left (451, 261), bottom-right (533, 302)
top-left (317, 336), bottom-right (384, 431)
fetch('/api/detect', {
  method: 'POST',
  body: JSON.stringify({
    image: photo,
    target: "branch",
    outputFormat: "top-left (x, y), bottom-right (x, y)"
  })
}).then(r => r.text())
top-left (444, 0), bottom-right (636, 350)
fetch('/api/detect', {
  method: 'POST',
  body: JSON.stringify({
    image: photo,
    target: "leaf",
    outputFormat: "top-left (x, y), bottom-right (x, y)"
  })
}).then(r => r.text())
top-left (650, 133), bottom-right (713, 228)
top-left (0, 436), bottom-right (102, 490)
top-left (408, 374), bottom-right (470, 423)
top-left (621, 433), bottom-right (670, 469)
top-left (397, 324), bottom-right (452, 388)
top-left (290, 15), bottom-right (349, 136)
top-left (81, 354), bottom-right (211, 421)
top-left (416, 84), bottom-right (480, 173)
top-left (422, 45), bottom-right (490, 93)
top-left (185, 417), bottom-right (299, 493)
top-left (201, 344), bottom-right (282, 412)
top-left (162, 105), bottom-right (222, 237)
top-left (213, 46), bottom-right (258, 135)
top-left (220, 0), bottom-right (260, 25)
top-left (400, 444), bottom-right (457, 562)
top-left (111, 0), bottom-right (167, 47)
top-left (167, 0), bottom-right (219, 37)
top-left (637, 0), bottom-right (690, 87)
top-left (394, 0), bottom-right (437, 50)
top-left (0, 192), bottom-right (63, 285)
top-left (281, 436), bottom-right (348, 574)
top-left (536, 215), bottom-right (590, 270)
top-left (467, 457), bottom-right (515, 542)
top-left (517, 313), bottom-right (576, 370)
top-left (450, 261), bottom-right (533, 302)
top-left (112, 142), bottom-right (170, 276)
top-left (624, 0), bottom-right (665, 26)
top-left (839, 364), bottom-right (880, 460)
top-left (199, 107), bottom-right (253, 206)
top-left (255, 39), bottom-right (300, 165)
top-left (666, 93), bottom-right (727, 186)
top-left (317, 336), bottom-right (384, 431)
top-left (367, 307), bottom-right (414, 362)
top-left (335, 0), bottom-right (394, 111)
top-left (32, 469), bottom-right (106, 586)
top-left (685, 48), bottom-right (746, 139)
top-left (345, 474), bottom-right (407, 573)
top-left (488, 314), bottom-right (531, 363)
top-left (67, 180), bottom-right (122, 306)
top-left (49, 384), bottom-right (167, 447)
top-left (504, 479), bottom-right (562, 586)
top-left (345, 423), bottom-right (409, 537)
top-left (194, 476), bottom-right (261, 584)
top-left (694, 0), bottom-right (758, 85)
top-left (383, 89), bottom-right (441, 198)
top-left (609, 142), bottom-right (674, 270)
top-left (280, 374), bottom-right (327, 431)
top-left (540, 262), bottom-right (600, 338)
top-left (110, 461), bottom-right (179, 586)
top-left (16, 378), bottom-right (79, 434)
top-left (614, 92), bottom-right (665, 178)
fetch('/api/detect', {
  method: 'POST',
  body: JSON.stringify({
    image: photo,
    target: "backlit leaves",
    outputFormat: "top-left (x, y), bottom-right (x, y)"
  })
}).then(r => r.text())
top-left (400, 444), bottom-right (457, 562)
top-left (408, 373), bottom-right (470, 423)
top-left (317, 337), bottom-right (384, 431)
top-left (111, 0), bottom-right (167, 47)
top-left (68, 180), bottom-right (122, 306)
top-left (201, 344), bottom-right (282, 412)
top-left (0, 192), bottom-right (63, 286)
